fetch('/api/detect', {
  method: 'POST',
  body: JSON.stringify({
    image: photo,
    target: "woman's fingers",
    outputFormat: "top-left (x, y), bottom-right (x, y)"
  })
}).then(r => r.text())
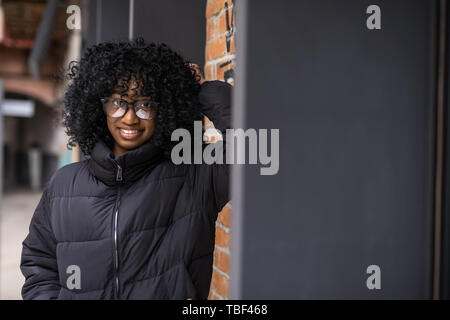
top-left (188, 62), bottom-right (205, 84)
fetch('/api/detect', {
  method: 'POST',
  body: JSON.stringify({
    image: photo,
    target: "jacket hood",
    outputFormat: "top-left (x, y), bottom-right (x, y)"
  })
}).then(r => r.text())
top-left (88, 138), bottom-right (164, 186)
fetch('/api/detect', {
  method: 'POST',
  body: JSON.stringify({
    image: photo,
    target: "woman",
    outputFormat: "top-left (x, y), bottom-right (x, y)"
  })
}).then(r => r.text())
top-left (20, 38), bottom-right (231, 300)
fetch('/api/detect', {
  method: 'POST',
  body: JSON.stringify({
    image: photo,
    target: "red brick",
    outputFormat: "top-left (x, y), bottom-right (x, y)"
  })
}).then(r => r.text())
top-left (206, 36), bottom-right (235, 61)
top-left (215, 226), bottom-right (230, 248)
top-left (218, 8), bottom-right (235, 36)
top-left (216, 60), bottom-right (235, 82)
top-left (204, 64), bottom-right (212, 81)
top-left (213, 248), bottom-right (219, 264)
top-left (211, 270), bottom-right (229, 298)
top-left (207, 0), bottom-right (233, 303)
top-left (218, 205), bottom-right (231, 228)
top-left (217, 251), bottom-right (230, 273)
top-left (206, 17), bottom-right (217, 42)
top-left (204, 64), bottom-right (215, 81)
top-left (206, 0), bottom-right (233, 19)
top-left (210, 292), bottom-right (221, 300)
top-left (205, 36), bottom-right (226, 61)
top-left (228, 36), bottom-right (235, 55)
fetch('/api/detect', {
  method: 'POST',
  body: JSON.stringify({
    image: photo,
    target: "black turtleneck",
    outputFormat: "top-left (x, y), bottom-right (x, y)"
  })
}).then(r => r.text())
top-left (88, 137), bottom-right (164, 186)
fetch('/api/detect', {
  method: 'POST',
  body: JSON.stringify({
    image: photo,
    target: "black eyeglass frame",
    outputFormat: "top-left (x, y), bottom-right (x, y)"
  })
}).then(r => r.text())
top-left (100, 97), bottom-right (158, 120)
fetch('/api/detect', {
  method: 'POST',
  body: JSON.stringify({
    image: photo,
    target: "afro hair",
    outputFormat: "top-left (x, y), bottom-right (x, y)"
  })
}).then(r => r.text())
top-left (62, 37), bottom-right (204, 158)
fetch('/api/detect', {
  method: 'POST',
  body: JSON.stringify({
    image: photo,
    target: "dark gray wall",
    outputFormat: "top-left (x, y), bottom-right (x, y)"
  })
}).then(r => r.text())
top-left (99, 0), bottom-right (130, 42)
top-left (231, 0), bottom-right (436, 299)
top-left (441, 0), bottom-right (450, 300)
top-left (133, 0), bottom-right (206, 66)
top-left (82, 0), bottom-right (205, 65)
top-left (82, 0), bottom-right (130, 50)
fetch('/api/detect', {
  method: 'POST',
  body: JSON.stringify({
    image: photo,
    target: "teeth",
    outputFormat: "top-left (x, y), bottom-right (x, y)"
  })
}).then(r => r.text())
top-left (121, 129), bottom-right (138, 134)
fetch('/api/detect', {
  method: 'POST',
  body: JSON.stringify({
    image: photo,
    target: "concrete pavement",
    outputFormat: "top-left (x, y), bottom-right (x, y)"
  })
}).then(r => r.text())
top-left (0, 189), bottom-right (42, 300)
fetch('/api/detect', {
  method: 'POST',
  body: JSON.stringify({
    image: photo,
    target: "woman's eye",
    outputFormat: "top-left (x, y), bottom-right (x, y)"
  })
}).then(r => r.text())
top-left (139, 102), bottom-right (151, 108)
top-left (112, 99), bottom-right (121, 106)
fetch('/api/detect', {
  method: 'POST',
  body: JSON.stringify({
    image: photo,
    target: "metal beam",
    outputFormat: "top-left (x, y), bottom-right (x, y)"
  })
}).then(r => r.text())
top-left (28, 0), bottom-right (60, 79)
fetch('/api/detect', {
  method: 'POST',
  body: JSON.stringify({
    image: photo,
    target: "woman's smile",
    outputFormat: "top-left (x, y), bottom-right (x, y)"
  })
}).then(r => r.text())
top-left (117, 127), bottom-right (145, 140)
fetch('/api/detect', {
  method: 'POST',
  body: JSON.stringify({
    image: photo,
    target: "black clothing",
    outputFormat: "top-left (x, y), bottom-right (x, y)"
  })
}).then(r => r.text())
top-left (20, 80), bottom-right (232, 300)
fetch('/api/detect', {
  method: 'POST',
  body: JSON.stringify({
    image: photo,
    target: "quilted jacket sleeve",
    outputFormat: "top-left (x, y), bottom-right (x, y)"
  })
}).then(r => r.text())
top-left (197, 80), bottom-right (232, 217)
top-left (20, 188), bottom-right (60, 300)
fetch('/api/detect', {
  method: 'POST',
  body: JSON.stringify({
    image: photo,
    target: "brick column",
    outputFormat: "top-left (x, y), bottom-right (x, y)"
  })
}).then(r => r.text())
top-left (204, 0), bottom-right (235, 300)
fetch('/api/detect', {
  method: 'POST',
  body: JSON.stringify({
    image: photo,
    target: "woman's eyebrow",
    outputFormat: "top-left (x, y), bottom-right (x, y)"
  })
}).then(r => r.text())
top-left (110, 93), bottom-right (151, 100)
top-left (110, 90), bottom-right (126, 96)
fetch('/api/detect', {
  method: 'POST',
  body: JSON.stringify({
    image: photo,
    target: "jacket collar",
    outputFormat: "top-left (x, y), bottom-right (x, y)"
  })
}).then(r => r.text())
top-left (88, 138), bottom-right (164, 186)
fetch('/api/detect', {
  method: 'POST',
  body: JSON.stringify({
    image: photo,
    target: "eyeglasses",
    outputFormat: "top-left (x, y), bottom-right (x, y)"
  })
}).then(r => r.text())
top-left (101, 97), bottom-right (157, 120)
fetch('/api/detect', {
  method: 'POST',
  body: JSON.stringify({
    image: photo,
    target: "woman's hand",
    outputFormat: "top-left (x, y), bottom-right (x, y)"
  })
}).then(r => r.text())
top-left (189, 62), bottom-right (205, 85)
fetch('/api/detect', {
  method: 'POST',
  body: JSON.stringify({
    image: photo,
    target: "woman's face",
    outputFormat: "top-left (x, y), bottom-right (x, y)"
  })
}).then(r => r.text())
top-left (105, 78), bottom-right (157, 157)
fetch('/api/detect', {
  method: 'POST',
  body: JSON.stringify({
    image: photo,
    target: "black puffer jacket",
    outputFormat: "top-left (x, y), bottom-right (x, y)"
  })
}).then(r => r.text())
top-left (20, 80), bottom-right (232, 300)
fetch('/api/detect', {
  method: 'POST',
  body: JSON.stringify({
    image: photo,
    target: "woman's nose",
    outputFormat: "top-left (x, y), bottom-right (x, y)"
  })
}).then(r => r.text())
top-left (122, 105), bottom-right (139, 124)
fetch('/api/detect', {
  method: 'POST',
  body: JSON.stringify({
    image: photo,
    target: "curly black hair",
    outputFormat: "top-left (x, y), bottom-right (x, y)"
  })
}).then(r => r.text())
top-left (62, 37), bottom-right (203, 158)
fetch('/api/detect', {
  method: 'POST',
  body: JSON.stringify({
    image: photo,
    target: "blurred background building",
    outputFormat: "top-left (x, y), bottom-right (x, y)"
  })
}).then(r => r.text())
top-left (0, 0), bottom-right (78, 191)
top-left (0, 0), bottom-right (81, 299)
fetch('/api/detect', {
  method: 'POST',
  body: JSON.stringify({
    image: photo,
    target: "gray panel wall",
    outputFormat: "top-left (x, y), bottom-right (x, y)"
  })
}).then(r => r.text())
top-left (99, 0), bottom-right (130, 42)
top-left (83, 0), bottom-right (130, 47)
top-left (82, 0), bottom-right (206, 71)
top-left (133, 0), bottom-right (206, 66)
top-left (441, 0), bottom-right (450, 300)
top-left (231, 0), bottom-right (436, 299)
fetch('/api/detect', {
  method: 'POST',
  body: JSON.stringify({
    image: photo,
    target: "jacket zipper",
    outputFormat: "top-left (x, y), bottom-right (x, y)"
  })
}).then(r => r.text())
top-left (112, 160), bottom-right (122, 299)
